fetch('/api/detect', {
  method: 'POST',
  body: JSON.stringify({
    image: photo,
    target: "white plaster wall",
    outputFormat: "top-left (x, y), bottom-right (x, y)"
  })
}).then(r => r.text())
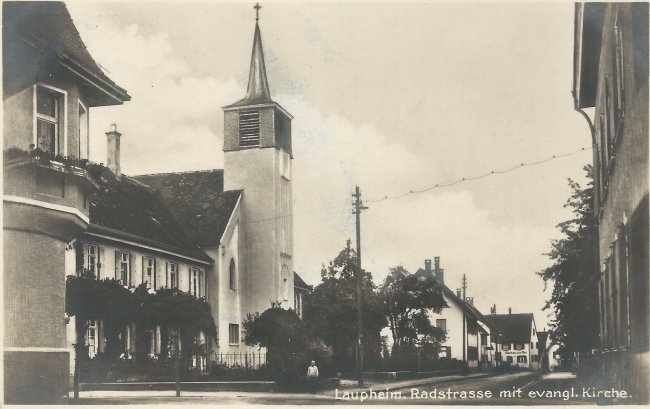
top-left (428, 293), bottom-right (465, 361)
top-left (223, 147), bottom-right (294, 318)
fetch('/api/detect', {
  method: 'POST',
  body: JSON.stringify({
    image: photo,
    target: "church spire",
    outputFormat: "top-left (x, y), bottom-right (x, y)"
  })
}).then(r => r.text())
top-left (243, 4), bottom-right (271, 105)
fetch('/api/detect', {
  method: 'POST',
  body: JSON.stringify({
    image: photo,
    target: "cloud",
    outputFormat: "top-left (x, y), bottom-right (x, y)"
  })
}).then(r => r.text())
top-left (72, 14), bottom-right (241, 174)
top-left (70, 6), bottom-right (563, 328)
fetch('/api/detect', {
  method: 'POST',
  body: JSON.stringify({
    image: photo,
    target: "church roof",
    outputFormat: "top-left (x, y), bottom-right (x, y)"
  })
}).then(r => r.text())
top-left (293, 272), bottom-right (311, 291)
top-left (3, 1), bottom-right (130, 105)
top-left (225, 22), bottom-right (273, 108)
top-left (134, 170), bottom-right (241, 247)
top-left (87, 167), bottom-right (210, 262)
top-left (483, 313), bottom-right (536, 344)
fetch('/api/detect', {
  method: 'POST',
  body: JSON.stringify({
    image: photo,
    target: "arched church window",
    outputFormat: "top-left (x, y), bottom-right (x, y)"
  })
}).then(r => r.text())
top-left (229, 259), bottom-right (237, 290)
top-left (281, 265), bottom-right (290, 301)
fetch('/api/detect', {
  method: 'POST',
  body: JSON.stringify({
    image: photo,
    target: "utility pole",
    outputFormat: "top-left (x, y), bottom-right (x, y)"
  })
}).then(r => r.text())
top-left (352, 185), bottom-right (368, 387)
top-left (462, 274), bottom-right (467, 364)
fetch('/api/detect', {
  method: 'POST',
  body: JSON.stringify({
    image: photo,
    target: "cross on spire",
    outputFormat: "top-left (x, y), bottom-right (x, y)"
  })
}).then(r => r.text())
top-left (254, 3), bottom-right (261, 21)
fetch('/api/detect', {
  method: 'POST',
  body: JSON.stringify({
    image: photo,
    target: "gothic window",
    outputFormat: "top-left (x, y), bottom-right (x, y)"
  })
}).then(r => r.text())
top-left (281, 266), bottom-right (290, 301)
top-left (35, 85), bottom-right (65, 155)
top-left (239, 110), bottom-right (260, 147)
top-left (229, 259), bottom-right (237, 290)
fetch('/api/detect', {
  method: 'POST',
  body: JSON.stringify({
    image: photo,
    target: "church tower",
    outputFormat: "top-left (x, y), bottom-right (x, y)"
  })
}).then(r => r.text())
top-left (222, 6), bottom-right (294, 317)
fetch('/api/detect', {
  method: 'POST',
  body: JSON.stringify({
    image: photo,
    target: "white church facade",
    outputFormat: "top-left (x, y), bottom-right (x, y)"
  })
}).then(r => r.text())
top-left (64, 10), bottom-right (302, 367)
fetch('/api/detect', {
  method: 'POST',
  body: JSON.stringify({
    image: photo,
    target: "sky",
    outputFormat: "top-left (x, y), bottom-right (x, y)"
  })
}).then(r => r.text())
top-left (66, 1), bottom-right (593, 330)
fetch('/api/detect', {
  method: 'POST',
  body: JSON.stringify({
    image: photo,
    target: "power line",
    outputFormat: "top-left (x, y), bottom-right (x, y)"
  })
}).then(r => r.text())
top-left (230, 146), bottom-right (593, 227)
top-left (366, 146), bottom-right (593, 204)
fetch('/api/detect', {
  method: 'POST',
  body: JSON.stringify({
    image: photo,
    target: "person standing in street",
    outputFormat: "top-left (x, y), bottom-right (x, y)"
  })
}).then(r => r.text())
top-left (307, 360), bottom-right (319, 392)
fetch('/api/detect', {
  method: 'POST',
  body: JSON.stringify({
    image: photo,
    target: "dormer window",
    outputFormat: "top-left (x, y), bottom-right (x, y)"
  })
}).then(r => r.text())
top-left (239, 110), bottom-right (260, 147)
top-left (35, 84), bottom-right (66, 155)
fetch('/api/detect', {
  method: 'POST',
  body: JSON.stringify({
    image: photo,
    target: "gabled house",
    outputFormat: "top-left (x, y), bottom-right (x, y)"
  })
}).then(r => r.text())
top-left (415, 258), bottom-right (495, 368)
top-left (483, 311), bottom-right (539, 370)
top-left (3, 2), bottom-right (130, 404)
top-left (4, 2), bottom-right (309, 402)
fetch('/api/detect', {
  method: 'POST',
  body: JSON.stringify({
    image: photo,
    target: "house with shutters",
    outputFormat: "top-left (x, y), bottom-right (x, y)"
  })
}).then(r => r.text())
top-left (483, 311), bottom-right (540, 370)
top-left (6, 1), bottom-right (304, 400)
top-left (414, 258), bottom-right (496, 368)
top-left (20, 2), bottom-right (303, 375)
top-left (573, 3), bottom-right (648, 402)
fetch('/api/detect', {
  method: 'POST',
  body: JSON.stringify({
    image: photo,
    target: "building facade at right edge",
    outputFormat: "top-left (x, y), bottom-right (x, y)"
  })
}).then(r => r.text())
top-left (573, 3), bottom-right (649, 403)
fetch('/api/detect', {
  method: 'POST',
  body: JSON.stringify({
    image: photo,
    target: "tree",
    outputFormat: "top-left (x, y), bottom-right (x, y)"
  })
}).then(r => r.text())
top-left (380, 266), bottom-right (447, 350)
top-left (243, 303), bottom-right (331, 386)
top-left (538, 165), bottom-right (600, 353)
top-left (303, 240), bottom-right (386, 370)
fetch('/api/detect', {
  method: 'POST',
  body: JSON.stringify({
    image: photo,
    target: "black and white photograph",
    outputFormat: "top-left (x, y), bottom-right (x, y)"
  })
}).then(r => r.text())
top-left (2, 0), bottom-right (648, 405)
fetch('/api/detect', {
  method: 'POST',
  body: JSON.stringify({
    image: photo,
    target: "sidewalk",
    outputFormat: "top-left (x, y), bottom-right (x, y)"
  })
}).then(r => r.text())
top-left (322, 372), bottom-right (496, 396)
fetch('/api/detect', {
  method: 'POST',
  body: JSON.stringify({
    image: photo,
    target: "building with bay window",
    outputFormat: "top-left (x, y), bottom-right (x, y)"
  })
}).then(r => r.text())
top-left (3, 2), bottom-right (130, 403)
top-left (5, 2), bottom-right (307, 402)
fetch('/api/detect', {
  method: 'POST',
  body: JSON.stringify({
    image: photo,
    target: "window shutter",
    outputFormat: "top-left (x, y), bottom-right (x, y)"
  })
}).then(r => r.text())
top-left (98, 246), bottom-right (104, 279)
top-left (129, 253), bottom-right (133, 287)
top-left (115, 250), bottom-right (120, 281)
top-left (165, 262), bottom-right (169, 289)
top-left (153, 258), bottom-right (157, 289)
top-left (198, 270), bottom-right (202, 297)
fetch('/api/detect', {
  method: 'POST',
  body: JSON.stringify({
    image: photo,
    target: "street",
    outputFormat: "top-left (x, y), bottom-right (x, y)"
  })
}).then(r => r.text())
top-left (75, 372), bottom-right (606, 405)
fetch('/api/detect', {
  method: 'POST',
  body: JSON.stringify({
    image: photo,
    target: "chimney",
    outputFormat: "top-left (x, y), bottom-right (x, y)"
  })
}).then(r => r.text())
top-left (106, 123), bottom-right (122, 177)
top-left (433, 257), bottom-right (445, 284)
top-left (508, 307), bottom-right (512, 314)
top-left (456, 288), bottom-right (462, 298)
top-left (490, 304), bottom-right (496, 314)
top-left (424, 259), bottom-right (432, 275)
top-left (465, 296), bottom-right (474, 306)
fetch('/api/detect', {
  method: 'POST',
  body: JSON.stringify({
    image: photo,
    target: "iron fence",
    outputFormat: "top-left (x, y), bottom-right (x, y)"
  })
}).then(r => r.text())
top-left (211, 351), bottom-right (267, 369)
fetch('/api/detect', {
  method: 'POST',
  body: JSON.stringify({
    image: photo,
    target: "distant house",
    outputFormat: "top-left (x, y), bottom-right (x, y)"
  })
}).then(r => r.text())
top-left (483, 312), bottom-right (539, 370)
top-left (414, 258), bottom-right (495, 368)
top-left (573, 2), bottom-right (648, 402)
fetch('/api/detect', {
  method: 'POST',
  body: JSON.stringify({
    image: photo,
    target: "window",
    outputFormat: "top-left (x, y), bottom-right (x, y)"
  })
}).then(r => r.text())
top-left (86, 319), bottom-right (98, 358)
top-left (294, 292), bottom-right (303, 318)
top-left (35, 85), bottom-right (65, 155)
top-left (506, 356), bottom-right (513, 363)
top-left (514, 344), bottom-right (525, 350)
top-left (281, 266), bottom-right (290, 301)
top-left (78, 101), bottom-right (88, 159)
top-left (190, 267), bottom-right (202, 297)
top-left (167, 263), bottom-right (178, 289)
top-left (614, 14), bottom-right (626, 130)
top-left (116, 251), bottom-right (131, 286)
top-left (229, 323), bottom-right (239, 345)
top-left (530, 342), bottom-right (534, 349)
top-left (143, 257), bottom-right (155, 289)
top-left (517, 356), bottom-right (527, 363)
top-left (229, 259), bottom-right (237, 290)
top-left (239, 110), bottom-right (260, 147)
top-left (502, 344), bottom-right (510, 351)
top-left (87, 244), bottom-right (99, 278)
top-left (436, 319), bottom-right (447, 333)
